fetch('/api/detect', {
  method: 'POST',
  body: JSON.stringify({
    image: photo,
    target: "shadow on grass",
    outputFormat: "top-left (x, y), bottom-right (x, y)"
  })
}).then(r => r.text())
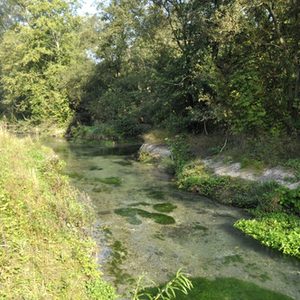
top-left (141, 277), bottom-right (293, 300)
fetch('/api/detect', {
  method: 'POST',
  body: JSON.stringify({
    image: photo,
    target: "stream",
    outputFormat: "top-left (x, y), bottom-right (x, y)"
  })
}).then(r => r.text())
top-left (45, 138), bottom-right (300, 299)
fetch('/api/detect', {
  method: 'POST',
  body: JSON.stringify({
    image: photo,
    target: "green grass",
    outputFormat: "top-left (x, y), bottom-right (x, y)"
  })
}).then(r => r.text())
top-left (0, 129), bottom-right (116, 299)
top-left (143, 277), bottom-right (293, 300)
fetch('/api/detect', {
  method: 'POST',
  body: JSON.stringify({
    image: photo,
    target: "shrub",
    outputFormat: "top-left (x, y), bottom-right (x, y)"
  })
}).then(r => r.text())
top-left (278, 187), bottom-right (300, 215)
top-left (177, 161), bottom-right (274, 208)
top-left (167, 135), bottom-right (193, 173)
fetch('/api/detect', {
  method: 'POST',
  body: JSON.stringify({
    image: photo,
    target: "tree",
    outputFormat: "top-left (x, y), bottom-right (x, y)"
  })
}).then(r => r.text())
top-left (0, 0), bottom-right (81, 123)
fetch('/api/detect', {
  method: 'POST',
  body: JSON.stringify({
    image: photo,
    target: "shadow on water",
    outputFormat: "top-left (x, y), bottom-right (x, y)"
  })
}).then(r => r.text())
top-left (70, 143), bottom-right (141, 157)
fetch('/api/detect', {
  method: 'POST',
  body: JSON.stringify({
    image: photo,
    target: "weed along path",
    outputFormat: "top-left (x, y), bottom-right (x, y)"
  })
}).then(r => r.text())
top-left (45, 138), bottom-right (300, 300)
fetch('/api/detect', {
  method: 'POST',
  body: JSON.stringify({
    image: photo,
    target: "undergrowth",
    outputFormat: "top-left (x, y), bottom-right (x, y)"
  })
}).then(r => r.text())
top-left (0, 129), bottom-right (116, 299)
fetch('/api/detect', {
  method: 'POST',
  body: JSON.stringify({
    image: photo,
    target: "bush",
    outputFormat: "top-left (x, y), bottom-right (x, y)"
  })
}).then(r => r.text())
top-left (278, 187), bottom-right (300, 215)
top-left (167, 135), bottom-right (193, 173)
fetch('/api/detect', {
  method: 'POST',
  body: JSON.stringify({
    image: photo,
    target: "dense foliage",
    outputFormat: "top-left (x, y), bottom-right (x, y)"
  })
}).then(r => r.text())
top-left (0, 0), bottom-right (299, 136)
top-left (0, 0), bottom-right (91, 123)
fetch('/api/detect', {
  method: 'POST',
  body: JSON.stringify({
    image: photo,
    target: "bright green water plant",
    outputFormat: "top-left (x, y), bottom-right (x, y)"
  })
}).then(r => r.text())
top-left (235, 212), bottom-right (300, 258)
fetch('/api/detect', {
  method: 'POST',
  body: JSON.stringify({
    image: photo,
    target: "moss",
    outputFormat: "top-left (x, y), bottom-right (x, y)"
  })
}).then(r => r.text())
top-left (143, 277), bottom-right (293, 300)
top-left (153, 202), bottom-right (177, 213)
top-left (114, 208), bottom-right (175, 225)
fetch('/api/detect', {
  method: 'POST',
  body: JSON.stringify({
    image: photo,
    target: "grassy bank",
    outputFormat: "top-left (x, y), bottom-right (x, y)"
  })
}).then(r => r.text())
top-left (0, 129), bottom-right (116, 299)
top-left (140, 131), bottom-right (300, 260)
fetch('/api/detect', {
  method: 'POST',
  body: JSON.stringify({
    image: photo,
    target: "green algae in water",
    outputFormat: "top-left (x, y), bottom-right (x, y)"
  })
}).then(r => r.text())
top-left (114, 208), bottom-right (175, 225)
top-left (114, 160), bottom-right (133, 166)
top-left (89, 165), bottom-right (103, 171)
top-left (249, 272), bottom-right (271, 283)
top-left (153, 202), bottom-right (177, 213)
top-left (93, 176), bottom-right (122, 186)
top-left (142, 277), bottom-right (293, 300)
top-left (223, 254), bottom-right (244, 265)
top-left (153, 232), bottom-right (166, 241)
top-left (92, 185), bottom-right (112, 193)
top-left (111, 240), bottom-right (127, 261)
top-left (65, 171), bottom-right (84, 180)
top-left (114, 208), bottom-right (142, 225)
top-left (101, 226), bottom-right (113, 237)
top-left (192, 222), bottom-right (208, 232)
top-left (147, 212), bottom-right (175, 225)
top-left (108, 240), bottom-right (134, 286)
top-left (143, 188), bottom-right (165, 200)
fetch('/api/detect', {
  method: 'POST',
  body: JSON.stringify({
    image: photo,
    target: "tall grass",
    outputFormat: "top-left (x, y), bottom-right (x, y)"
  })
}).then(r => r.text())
top-left (0, 129), bottom-right (115, 299)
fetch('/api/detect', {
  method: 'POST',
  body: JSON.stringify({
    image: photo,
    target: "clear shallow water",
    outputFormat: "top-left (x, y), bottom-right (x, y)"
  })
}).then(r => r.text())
top-left (45, 139), bottom-right (300, 299)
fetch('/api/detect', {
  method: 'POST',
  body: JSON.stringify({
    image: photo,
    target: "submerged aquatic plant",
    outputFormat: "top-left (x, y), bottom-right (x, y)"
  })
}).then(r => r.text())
top-left (94, 176), bottom-right (122, 186)
top-left (114, 208), bottom-right (175, 225)
top-left (153, 203), bottom-right (177, 213)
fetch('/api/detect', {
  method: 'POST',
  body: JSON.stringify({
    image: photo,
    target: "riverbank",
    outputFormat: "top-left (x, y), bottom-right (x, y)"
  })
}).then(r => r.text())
top-left (0, 129), bottom-right (116, 299)
top-left (139, 131), bottom-right (300, 260)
